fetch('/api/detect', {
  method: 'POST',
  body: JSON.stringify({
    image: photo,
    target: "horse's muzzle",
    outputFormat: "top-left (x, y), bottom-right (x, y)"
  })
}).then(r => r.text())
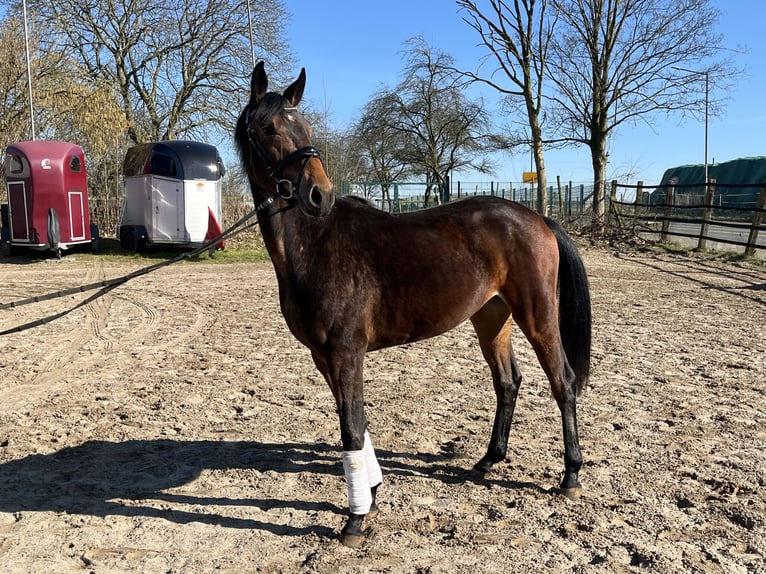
top-left (303, 183), bottom-right (335, 217)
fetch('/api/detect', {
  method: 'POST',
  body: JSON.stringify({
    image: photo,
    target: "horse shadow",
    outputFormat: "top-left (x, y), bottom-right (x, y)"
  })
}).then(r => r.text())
top-left (0, 439), bottom-right (339, 537)
top-left (0, 439), bottom-right (545, 538)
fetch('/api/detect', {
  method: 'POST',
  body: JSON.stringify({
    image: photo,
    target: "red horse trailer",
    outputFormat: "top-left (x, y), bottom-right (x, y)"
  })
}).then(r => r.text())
top-left (2, 141), bottom-right (93, 257)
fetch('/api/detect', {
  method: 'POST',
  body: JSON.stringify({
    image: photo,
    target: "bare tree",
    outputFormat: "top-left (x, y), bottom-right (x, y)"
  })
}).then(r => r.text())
top-left (28, 0), bottom-right (293, 144)
top-left (548, 0), bottom-right (738, 226)
top-left (458, 0), bottom-right (557, 215)
top-left (349, 92), bottom-right (413, 209)
top-left (362, 37), bottom-right (493, 207)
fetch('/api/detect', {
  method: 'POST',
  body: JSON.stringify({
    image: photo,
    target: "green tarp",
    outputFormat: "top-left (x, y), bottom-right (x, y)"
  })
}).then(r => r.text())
top-left (656, 156), bottom-right (766, 207)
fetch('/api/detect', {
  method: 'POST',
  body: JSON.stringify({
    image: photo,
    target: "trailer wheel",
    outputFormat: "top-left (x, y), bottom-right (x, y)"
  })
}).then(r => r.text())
top-left (128, 226), bottom-right (147, 253)
top-left (47, 208), bottom-right (61, 255)
top-left (90, 223), bottom-right (100, 254)
top-left (118, 226), bottom-right (130, 251)
top-left (127, 227), bottom-right (139, 253)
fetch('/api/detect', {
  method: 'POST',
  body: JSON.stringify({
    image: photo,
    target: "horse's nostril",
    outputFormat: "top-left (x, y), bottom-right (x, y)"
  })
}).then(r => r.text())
top-left (310, 186), bottom-right (323, 207)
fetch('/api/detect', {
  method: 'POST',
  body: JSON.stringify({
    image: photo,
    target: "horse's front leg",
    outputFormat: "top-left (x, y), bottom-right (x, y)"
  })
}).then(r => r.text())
top-left (340, 428), bottom-right (383, 547)
top-left (315, 350), bottom-right (383, 547)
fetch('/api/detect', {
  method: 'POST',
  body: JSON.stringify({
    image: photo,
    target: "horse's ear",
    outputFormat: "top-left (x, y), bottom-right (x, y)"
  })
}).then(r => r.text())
top-left (283, 68), bottom-right (306, 107)
top-left (251, 61), bottom-right (268, 106)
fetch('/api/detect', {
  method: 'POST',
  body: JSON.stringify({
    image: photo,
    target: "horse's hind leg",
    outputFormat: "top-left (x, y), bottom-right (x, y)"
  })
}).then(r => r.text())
top-left (514, 301), bottom-right (583, 496)
top-left (470, 297), bottom-right (523, 475)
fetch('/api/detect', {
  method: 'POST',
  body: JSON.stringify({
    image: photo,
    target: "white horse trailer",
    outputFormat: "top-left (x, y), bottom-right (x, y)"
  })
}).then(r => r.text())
top-left (118, 141), bottom-right (225, 252)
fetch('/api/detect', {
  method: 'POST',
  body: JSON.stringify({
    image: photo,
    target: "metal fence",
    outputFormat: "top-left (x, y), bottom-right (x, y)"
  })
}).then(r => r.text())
top-left (78, 177), bottom-right (766, 258)
top-left (341, 180), bottom-right (595, 217)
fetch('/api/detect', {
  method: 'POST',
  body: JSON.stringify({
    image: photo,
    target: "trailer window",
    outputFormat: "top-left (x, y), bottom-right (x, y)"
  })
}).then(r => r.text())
top-left (150, 154), bottom-right (177, 177)
top-left (6, 154), bottom-right (25, 175)
top-left (69, 155), bottom-right (82, 172)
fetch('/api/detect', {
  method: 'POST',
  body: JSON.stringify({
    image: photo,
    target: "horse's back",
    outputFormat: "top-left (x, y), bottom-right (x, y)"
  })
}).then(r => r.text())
top-left (329, 194), bottom-right (556, 275)
top-left (333, 194), bottom-right (548, 236)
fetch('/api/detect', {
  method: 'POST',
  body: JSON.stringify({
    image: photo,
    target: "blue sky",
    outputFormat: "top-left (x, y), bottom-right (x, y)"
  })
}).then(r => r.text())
top-left (287, 1), bottom-right (765, 188)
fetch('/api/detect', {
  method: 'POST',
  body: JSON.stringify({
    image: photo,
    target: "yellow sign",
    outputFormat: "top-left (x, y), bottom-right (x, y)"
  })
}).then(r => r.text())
top-left (522, 171), bottom-right (537, 183)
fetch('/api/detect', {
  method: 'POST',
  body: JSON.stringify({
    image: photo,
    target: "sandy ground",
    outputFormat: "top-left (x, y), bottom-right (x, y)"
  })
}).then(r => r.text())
top-left (0, 244), bottom-right (764, 573)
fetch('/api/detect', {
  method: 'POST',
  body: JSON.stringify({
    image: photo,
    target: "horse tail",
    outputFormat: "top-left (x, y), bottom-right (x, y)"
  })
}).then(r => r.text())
top-left (543, 217), bottom-right (592, 394)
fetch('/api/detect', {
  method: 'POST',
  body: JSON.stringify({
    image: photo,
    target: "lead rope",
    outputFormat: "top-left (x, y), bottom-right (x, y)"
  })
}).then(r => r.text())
top-left (0, 199), bottom-right (286, 336)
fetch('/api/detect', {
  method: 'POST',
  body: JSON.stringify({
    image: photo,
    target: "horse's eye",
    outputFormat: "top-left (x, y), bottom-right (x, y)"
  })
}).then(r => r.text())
top-left (262, 124), bottom-right (276, 136)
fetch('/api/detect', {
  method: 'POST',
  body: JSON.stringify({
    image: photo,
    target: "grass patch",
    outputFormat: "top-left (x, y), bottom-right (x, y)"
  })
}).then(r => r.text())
top-left (93, 239), bottom-right (271, 263)
top-left (1, 238), bottom-right (271, 265)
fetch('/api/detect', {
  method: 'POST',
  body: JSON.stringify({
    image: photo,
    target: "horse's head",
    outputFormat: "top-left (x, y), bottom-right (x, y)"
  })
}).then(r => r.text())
top-left (236, 62), bottom-right (334, 217)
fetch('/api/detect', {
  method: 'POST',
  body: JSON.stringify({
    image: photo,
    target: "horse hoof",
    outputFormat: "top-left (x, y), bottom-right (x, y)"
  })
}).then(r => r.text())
top-left (562, 486), bottom-right (583, 500)
top-left (340, 514), bottom-right (368, 547)
top-left (339, 531), bottom-right (366, 548)
top-left (469, 466), bottom-right (490, 480)
top-left (366, 502), bottom-right (380, 520)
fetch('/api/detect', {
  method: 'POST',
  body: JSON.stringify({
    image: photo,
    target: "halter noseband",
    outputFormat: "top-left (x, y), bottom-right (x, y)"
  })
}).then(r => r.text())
top-left (246, 106), bottom-right (323, 212)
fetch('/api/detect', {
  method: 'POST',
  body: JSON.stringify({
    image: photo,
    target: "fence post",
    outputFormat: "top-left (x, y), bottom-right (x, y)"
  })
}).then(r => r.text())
top-left (606, 181), bottom-right (613, 226)
top-left (698, 178), bottom-right (716, 251)
top-left (634, 181), bottom-right (643, 215)
top-left (633, 181), bottom-right (644, 233)
top-left (608, 180), bottom-right (623, 229)
top-left (745, 181), bottom-right (766, 257)
top-left (661, 183), bottom-right (674, 242)
top-left (548, 185), bottom-right (552, 213)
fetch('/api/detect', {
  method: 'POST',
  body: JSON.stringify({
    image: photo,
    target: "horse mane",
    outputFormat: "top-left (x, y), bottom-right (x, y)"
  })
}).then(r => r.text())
top-left (234, 107), bottom-right (249, 161)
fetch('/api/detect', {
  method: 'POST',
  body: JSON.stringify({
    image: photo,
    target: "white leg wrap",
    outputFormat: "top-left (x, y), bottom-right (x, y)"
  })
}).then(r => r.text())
top-left (363, 431), bottom-right (383, 487)
top-left (342, 450), bottom-right (372, 515)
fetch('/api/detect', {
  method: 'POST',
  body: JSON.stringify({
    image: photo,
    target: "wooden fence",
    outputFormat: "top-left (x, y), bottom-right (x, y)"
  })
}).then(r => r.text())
top-left (608, 180), bottom-right (766, 257)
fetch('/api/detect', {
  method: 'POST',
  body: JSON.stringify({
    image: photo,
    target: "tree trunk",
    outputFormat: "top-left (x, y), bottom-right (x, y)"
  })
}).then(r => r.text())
top-left (526, 90), bottom-right (548, 216)
top-left (590, 139), bottom-right (607, 230)
top-left (533, 136), bottom-right (548, 216)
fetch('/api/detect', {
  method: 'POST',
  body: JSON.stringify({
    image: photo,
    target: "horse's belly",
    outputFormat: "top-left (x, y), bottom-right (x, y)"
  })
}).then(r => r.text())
top-left (367, 292), bottom-right (491, 351)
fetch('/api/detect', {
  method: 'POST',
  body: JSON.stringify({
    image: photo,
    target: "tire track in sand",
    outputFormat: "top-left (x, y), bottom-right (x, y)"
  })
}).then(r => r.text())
top-left (30, 262), bottom-right (109, 386)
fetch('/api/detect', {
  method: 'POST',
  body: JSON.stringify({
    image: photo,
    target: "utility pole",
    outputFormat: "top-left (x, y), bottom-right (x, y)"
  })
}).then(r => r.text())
top-left (674, 66), bottom-right (709, 183)
top-left (22, 0), bottom-right (36, 140)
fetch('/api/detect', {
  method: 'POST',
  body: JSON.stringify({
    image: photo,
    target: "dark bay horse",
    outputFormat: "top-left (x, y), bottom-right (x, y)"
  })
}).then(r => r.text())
top-left (235, 62), bottom-right (592, 547)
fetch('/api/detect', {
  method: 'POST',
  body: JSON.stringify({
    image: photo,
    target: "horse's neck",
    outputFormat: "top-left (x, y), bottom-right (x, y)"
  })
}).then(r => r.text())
top-left (257, 206), bottom-right (314, 283)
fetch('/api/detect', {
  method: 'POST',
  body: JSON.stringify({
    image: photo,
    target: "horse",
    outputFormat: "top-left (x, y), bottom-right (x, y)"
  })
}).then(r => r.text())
top-left (235, 62), bottom-right (592, 547)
